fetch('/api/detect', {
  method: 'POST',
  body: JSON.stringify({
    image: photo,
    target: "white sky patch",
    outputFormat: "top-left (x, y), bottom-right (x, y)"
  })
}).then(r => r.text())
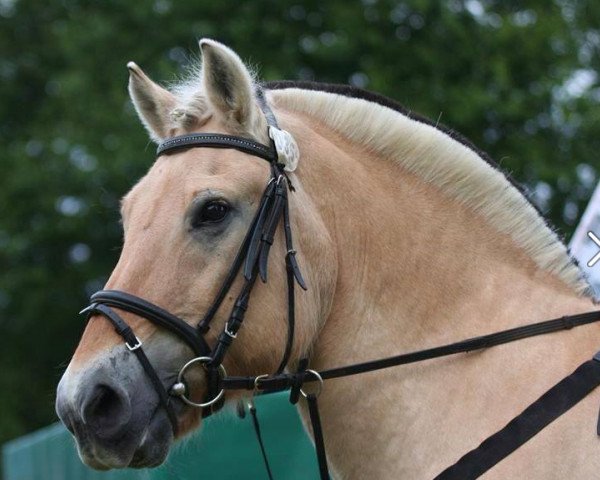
top-left (512, 10), bottom-right (537, 27)
top-left (463, 0), bottom-right (501, 28)
top-left (69, 145), bottom-right (97, 172)
top-left (0, 0), bottom-right (16, 17)
top-left (465, 0), bottom-right (484, 17)
top-left (561, 69), bottom-right (597, 100)
top-left (69, 243), bottom-right (91, 264)
top-left (55, 196), bottom-right (87, 216)
top-left (532, 181), bottom-right (553, 212)
top-left (577, 163), bottom-right (597, 189)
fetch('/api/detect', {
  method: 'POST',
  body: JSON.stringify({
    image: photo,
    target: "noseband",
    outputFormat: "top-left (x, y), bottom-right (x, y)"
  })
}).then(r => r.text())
top-left (81, 95), bottom-right (306, 434)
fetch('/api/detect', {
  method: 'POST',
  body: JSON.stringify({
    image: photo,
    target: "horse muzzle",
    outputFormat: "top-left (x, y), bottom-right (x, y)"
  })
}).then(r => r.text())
top-left (55, 351), bottom-right (175, 469)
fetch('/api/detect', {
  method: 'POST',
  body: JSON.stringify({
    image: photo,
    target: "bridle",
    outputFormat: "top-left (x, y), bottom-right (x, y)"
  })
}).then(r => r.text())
top-left (80, 90), bottom-right (600, 480)
top-left (81, 93), bottom-right (306, 434)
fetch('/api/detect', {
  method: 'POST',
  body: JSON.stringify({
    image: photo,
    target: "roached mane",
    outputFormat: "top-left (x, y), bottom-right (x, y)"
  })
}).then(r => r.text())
top-left (167, 71), bottom-right (591, 297)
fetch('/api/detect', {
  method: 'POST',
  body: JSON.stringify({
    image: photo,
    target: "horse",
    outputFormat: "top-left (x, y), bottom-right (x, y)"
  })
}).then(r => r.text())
top-left (55, 39), bottom-right (600, 478)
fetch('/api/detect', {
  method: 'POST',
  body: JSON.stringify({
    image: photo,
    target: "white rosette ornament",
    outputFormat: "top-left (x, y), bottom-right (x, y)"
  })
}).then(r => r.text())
top-left (269, 126), bottom-right (300, 172)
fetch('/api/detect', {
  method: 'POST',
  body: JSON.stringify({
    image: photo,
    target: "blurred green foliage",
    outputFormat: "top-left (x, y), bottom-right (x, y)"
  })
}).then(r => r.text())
top-left (1, 0), bottom-right (599, 445)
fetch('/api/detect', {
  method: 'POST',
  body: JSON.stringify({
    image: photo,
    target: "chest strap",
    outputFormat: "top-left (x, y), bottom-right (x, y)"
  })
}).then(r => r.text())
top-left (436, 350), bottom-right (600, 479)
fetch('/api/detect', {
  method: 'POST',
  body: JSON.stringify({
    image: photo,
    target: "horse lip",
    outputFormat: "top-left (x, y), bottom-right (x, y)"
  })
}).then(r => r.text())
top-left (126, 407), bottom-right (173, 468)
top-left (71, 401), bottom-right (172, 470)
top-left (80, 449), bottom-right (126, 471)
top-left (77, 435), bottom-right (131, 471)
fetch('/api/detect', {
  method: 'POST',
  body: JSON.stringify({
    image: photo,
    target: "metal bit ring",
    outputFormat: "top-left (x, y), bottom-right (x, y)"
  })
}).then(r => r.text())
top-left (171, 356), bottom-right (227, 408)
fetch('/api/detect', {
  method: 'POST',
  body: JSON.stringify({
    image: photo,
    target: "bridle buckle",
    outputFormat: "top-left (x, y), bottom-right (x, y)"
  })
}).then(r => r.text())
top-left (224, 324), bottom-right (238, 339)
top-left (253, 374), bottom-right (269, 394)
top-left (126, 336), bottom-right (142, 351)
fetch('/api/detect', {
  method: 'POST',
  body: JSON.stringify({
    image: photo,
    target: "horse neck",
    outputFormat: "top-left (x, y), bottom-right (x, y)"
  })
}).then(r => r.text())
top-left (285, 110), bottom-right (596, 371)
top-left (277, 107), bottom-right (599, 479)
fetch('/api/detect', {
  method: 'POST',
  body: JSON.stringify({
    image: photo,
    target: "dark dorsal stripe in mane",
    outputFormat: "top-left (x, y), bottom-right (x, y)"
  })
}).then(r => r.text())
top-left (264, 80), bottom-right (539, 217)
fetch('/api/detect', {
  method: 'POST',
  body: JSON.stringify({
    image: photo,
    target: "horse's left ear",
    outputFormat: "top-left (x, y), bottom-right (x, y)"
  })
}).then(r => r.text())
top-left (200, 39), bottom-right (265, 138)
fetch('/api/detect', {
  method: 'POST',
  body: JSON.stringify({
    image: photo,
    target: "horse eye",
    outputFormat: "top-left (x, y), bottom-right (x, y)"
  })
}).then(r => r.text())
top-left (192, 201), bottom-right (230, 227)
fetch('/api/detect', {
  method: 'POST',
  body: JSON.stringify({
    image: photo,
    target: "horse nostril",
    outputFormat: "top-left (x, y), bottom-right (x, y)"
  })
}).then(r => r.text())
top-left (81, 384), bottom-right (132, 437)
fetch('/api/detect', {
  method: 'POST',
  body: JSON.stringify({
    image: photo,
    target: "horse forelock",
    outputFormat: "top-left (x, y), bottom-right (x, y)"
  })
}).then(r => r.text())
top-left (264, 82), bottom-right (592, 297)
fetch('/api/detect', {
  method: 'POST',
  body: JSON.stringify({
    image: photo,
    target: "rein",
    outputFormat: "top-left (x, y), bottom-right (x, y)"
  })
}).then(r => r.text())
top-left (223, 310), bottom-right (600, 392)
top-left (80, 92), bottom-right (600, 479)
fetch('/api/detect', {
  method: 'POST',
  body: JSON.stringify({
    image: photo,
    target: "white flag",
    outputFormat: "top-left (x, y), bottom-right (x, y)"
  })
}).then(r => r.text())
top-left (570, 181), bottom-right (600, 296)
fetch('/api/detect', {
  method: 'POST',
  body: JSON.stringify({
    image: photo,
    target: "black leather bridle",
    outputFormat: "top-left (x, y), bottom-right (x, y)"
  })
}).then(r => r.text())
top-left (81, 95), bottom-right (306, 435)
top-left (79, 89), bottom-right (600, 480)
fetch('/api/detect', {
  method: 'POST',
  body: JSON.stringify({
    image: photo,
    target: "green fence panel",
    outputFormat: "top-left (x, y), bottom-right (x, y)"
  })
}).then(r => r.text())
top-left (3, 392), bottom-right (319, 480)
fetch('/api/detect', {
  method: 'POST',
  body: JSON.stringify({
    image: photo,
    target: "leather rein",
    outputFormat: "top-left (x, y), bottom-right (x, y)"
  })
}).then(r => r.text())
top-left (80, 94), bottom-right (600, 479)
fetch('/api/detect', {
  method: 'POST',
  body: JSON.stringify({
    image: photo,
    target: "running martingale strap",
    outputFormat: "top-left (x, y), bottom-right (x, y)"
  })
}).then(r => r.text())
top-left (222, 311), bottom-right (600, 392)
top-left (236, 309), bottom-right (600, 480)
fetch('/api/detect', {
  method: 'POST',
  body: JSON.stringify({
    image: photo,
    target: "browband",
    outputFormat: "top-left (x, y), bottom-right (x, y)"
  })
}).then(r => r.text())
top-left (157, 133), bottom-right (277, 162)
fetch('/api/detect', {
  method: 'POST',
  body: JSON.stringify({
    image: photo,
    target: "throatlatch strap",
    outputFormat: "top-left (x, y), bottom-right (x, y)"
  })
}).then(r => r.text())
top-left (435, 352), bottom-right (600, 479)
top-left (275, 187), bottom-right (307, 375)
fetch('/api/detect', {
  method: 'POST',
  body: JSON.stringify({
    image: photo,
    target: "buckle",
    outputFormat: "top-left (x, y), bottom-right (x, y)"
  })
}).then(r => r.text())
top-left (224, 324), bottom-right (237, 339)
top-left (253, 374), bottom-right (269, 394)
top-left (126, 336), bottom-right (142, 351)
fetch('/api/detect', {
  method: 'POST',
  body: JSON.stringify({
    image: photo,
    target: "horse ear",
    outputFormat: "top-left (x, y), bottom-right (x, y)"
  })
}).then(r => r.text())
top-left (127, 61), bottom-right (176, 142)
top-left (200, 39), bottom-right (263, 135)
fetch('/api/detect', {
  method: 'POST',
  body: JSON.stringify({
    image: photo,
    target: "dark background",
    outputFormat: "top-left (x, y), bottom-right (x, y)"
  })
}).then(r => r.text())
top-left (1, 0), bottom-right (599, 446)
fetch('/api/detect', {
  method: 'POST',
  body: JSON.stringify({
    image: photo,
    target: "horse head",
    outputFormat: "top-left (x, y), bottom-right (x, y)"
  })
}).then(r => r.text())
top-left (55, 39), bottom-right (337, 470)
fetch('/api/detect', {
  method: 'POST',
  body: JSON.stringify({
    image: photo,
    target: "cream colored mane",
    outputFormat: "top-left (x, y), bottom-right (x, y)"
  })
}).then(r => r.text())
top-left (166, 68), bottom-right (591, 297)
top-left (269, 87), bottom-right (591, 296)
